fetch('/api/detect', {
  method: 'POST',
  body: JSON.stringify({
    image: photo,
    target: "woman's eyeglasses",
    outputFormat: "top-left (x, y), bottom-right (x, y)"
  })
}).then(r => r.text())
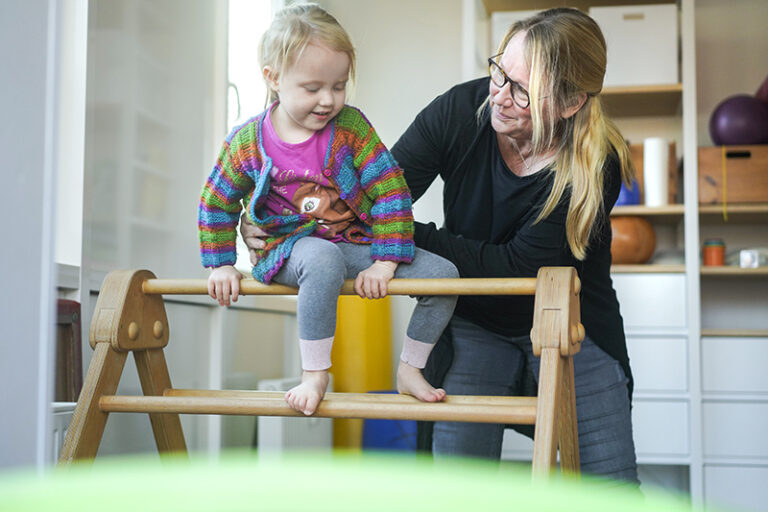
top-left (488, 53), bottom-right (531, 109)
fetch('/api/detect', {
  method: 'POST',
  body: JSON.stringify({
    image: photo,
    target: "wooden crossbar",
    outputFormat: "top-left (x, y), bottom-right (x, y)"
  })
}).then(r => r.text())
top-left (58, 267), bottom-right (584, 479)
top-left (141, 277), bottom-right (539, 296)
top-left (98, 391), bottom-right (538, 424)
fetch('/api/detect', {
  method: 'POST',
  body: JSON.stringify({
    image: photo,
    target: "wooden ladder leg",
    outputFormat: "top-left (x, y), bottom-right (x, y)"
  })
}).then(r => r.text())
top-left (59, 269), bottom-right (175, 463)
top-left (557, 355), bottom-right (580, 475)
top-left (134, 348), bottom-right (187, 454)
top-left (530, 267), bottom-right (584, 478)
top-left (58, 342), bottom-right (128, 464)
top-left (531, 347), bottom-right (562, 478)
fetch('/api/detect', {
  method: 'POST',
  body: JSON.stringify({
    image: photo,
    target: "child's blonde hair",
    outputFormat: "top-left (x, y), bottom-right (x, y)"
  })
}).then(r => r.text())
top-left (259, 3), bottom-right (356, 106)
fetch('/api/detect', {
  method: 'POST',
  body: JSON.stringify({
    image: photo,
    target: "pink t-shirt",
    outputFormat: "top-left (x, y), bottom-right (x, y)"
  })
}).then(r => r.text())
top-left (262, 107), bottom-right (356, 241)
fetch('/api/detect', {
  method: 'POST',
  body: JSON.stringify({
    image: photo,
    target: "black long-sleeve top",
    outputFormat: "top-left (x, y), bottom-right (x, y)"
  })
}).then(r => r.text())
top-left (391, 77), bottom-right (631, 388)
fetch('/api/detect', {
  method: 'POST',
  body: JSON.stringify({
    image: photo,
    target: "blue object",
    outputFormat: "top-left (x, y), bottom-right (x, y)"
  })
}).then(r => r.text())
top-left (362, 391), bottom-right (417, 452)
top-left (616, 179), bottom-right (640, 206)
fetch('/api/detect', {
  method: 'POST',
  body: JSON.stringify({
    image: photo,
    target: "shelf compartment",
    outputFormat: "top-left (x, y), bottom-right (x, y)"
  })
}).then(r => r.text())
top-left (602, 83), bottom-right (683, 117)
top-left (700, 203), bottom-right (768, 223)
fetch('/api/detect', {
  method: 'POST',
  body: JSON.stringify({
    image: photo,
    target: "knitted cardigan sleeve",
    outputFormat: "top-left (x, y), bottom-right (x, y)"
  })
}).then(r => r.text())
top-left (331, 107), bottom-right (415, 263)
top-left (198, 121), bottom-right (259, 268)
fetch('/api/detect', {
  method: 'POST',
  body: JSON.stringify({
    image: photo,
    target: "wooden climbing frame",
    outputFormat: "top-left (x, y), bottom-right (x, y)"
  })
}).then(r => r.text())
top-left (58, 267), bottom-right (584, 478)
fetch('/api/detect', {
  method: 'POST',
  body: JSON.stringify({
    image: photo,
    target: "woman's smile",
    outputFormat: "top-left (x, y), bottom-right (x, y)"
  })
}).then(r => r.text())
top-left (493, 105), bottom-right (514, 121)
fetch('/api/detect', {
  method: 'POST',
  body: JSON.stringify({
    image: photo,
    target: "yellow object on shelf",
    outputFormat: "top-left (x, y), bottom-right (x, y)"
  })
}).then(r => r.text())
top-left (331, 295), bottom-right (393, 449)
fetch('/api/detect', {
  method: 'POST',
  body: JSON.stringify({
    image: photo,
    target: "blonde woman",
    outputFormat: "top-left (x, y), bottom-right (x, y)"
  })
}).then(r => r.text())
top-left (390, 8), bottom-right (639, 481)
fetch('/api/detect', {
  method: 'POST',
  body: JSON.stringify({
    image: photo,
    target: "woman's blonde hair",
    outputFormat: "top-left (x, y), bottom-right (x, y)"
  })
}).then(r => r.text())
top-left (258, 3), bottom-right (356, 105)
top-left (490, 8), bottom-right (634, 260)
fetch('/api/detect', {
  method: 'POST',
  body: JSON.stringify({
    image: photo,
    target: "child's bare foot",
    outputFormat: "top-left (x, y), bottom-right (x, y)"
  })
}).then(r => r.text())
top-left (285, 370), bottom-right (329, 415)
top-left (397, 360), bottom-right (446, 402)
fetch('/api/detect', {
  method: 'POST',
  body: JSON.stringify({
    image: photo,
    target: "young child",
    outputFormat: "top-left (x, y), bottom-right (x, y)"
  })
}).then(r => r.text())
top-left (198, 3), bottom-right (458, 416)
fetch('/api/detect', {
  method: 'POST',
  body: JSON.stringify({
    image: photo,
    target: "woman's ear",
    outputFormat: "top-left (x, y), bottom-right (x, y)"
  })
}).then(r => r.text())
top-left (561, 92), bottom-right (588, 119)
top-left (263, 66), bottom-right (279, 93)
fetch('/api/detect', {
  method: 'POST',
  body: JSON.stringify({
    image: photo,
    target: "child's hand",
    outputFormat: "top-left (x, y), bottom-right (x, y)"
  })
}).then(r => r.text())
top-left (208, 265), bottom-right (244, 306)
top-left (354, 260), bottom-right (398, 299)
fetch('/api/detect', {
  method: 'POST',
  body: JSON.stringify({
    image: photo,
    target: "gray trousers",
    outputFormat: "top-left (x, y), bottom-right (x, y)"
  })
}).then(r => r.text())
top-left (433, 315), bottom-right (639, 484)
top-left (272, 237), bottom-right (458, 344)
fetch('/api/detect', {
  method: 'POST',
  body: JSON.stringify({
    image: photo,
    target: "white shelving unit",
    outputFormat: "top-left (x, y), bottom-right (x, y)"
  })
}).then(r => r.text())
top-left (85, 0), bottom-right (178, 275)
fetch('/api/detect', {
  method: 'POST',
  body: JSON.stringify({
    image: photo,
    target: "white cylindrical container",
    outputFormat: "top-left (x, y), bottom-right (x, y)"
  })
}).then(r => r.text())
top-left (643, 137), bottom-right (669, 206)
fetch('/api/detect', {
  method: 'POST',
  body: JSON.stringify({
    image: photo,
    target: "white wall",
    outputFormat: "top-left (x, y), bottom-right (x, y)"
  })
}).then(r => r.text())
top-left (0, 0), bottom-right (60, 469)
top-left (54, 0), bottom-right (88, 267)
top-left (318, 0), bottom-right (463, 375)
top-left (319, 0), bottom-right (462, 224)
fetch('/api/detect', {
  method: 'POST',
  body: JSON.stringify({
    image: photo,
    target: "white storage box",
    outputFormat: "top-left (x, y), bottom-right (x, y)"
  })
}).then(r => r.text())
top-left (589, 4), bottom-right (679, 87)
top-left (490, 10), bottom-right (540, 50)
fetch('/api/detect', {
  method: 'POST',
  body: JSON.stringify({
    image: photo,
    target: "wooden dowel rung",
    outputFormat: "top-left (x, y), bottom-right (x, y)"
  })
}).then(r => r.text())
top-left (141, 278), bottom-right (538, 297)
top-left (99, 395), bottom-right (537, 424)
top-left (165, 388), bottom-right (538, 407)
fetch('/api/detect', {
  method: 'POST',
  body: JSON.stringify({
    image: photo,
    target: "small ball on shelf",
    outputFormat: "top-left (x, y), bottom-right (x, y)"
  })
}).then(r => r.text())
top-left (610, 216), bottom-right (656, 264)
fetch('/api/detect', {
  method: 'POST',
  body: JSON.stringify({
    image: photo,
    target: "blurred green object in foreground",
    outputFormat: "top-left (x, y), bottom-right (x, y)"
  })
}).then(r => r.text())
top-left (0, 451), bottom-right (714, 512)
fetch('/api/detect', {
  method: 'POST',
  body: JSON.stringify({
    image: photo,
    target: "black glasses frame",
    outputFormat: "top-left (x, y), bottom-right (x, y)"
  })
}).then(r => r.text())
top-left (488, 53), bottom-right (531, 109)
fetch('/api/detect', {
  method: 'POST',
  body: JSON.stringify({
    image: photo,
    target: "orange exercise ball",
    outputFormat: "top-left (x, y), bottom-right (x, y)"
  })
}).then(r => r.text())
top-left (610, 216), bottom-right (656, 264)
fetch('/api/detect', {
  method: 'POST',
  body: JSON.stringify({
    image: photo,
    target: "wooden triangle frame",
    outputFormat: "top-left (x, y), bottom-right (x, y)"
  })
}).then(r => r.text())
top-left (59, 267), bottom-right (583, 479)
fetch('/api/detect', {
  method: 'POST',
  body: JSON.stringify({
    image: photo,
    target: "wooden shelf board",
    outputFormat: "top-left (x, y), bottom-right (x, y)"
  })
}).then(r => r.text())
top-left (612, 204), bottom-right (685, 217)
top-left (700, 266), bottom-right (768, 276)
top-left (612, 204), bottom-right (768, 219)
top-left (482, 0), bottom-right (675, 13)
top-left (611, 205), bottom-right (685, 224)
top-left (699, 203), bottom-right (768, 223)
top-left (611, 264), bottom-right (686, 274)
top-left (701, 329), bottom-right (768, 338)
top-left (602, 84), bottom-right (683, 118)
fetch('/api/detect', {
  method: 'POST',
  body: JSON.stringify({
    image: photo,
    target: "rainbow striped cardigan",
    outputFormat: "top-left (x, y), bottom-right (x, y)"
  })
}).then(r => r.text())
top-left (198, 105), bottom-right (415, 283)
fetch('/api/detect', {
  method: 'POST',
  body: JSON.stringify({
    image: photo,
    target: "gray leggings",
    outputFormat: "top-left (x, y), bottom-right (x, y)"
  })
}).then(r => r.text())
top-left (272, 237), bottom-right (458, 344)
top-left (433, 315), bottom-right (639, 483)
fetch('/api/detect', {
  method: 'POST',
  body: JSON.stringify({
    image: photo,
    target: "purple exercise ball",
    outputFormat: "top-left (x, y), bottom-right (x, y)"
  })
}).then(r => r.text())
top-left (709, 94), bottom-right (768, 145)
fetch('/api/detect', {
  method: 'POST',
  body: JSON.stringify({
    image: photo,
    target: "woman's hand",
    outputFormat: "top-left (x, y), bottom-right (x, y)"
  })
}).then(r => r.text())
top-left (208, 265), bottom-right (244, 306)
top-left (354, 260), bottom-right (398, 299)
top-left (239, 213), bottom-right (268, 266)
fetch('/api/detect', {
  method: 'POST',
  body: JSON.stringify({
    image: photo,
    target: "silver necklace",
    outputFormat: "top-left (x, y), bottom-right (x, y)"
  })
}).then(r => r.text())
top-left (512, 140), bottom-right (531, 171)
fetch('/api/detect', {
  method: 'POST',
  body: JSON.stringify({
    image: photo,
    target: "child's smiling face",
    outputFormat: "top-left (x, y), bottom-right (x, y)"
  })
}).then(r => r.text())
top-left (266, 41), bottom-right (350, 143)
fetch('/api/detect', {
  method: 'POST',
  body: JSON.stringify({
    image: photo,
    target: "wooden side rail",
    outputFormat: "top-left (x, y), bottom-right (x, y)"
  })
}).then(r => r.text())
top-left (99, 392), bottom-right (539, 424)
top-left (59, 267), bottom-right (584, 480)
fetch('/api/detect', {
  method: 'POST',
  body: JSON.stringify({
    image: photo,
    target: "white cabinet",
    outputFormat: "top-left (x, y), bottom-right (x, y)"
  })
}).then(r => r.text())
top-left (632, 400), bottom-right (689, 458)
top-left (702, 337), bottom-right (768, 394)
top-left (627, 336), bottom-right (687, 393)
top-left (702, 401), bottom-right (768, 459)
top-left (613, 274), bottom-right (687, 330)
top-left (704, 465), bottom-right (768, 512)
top-left (614, 274), bottom-right (689, 465)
